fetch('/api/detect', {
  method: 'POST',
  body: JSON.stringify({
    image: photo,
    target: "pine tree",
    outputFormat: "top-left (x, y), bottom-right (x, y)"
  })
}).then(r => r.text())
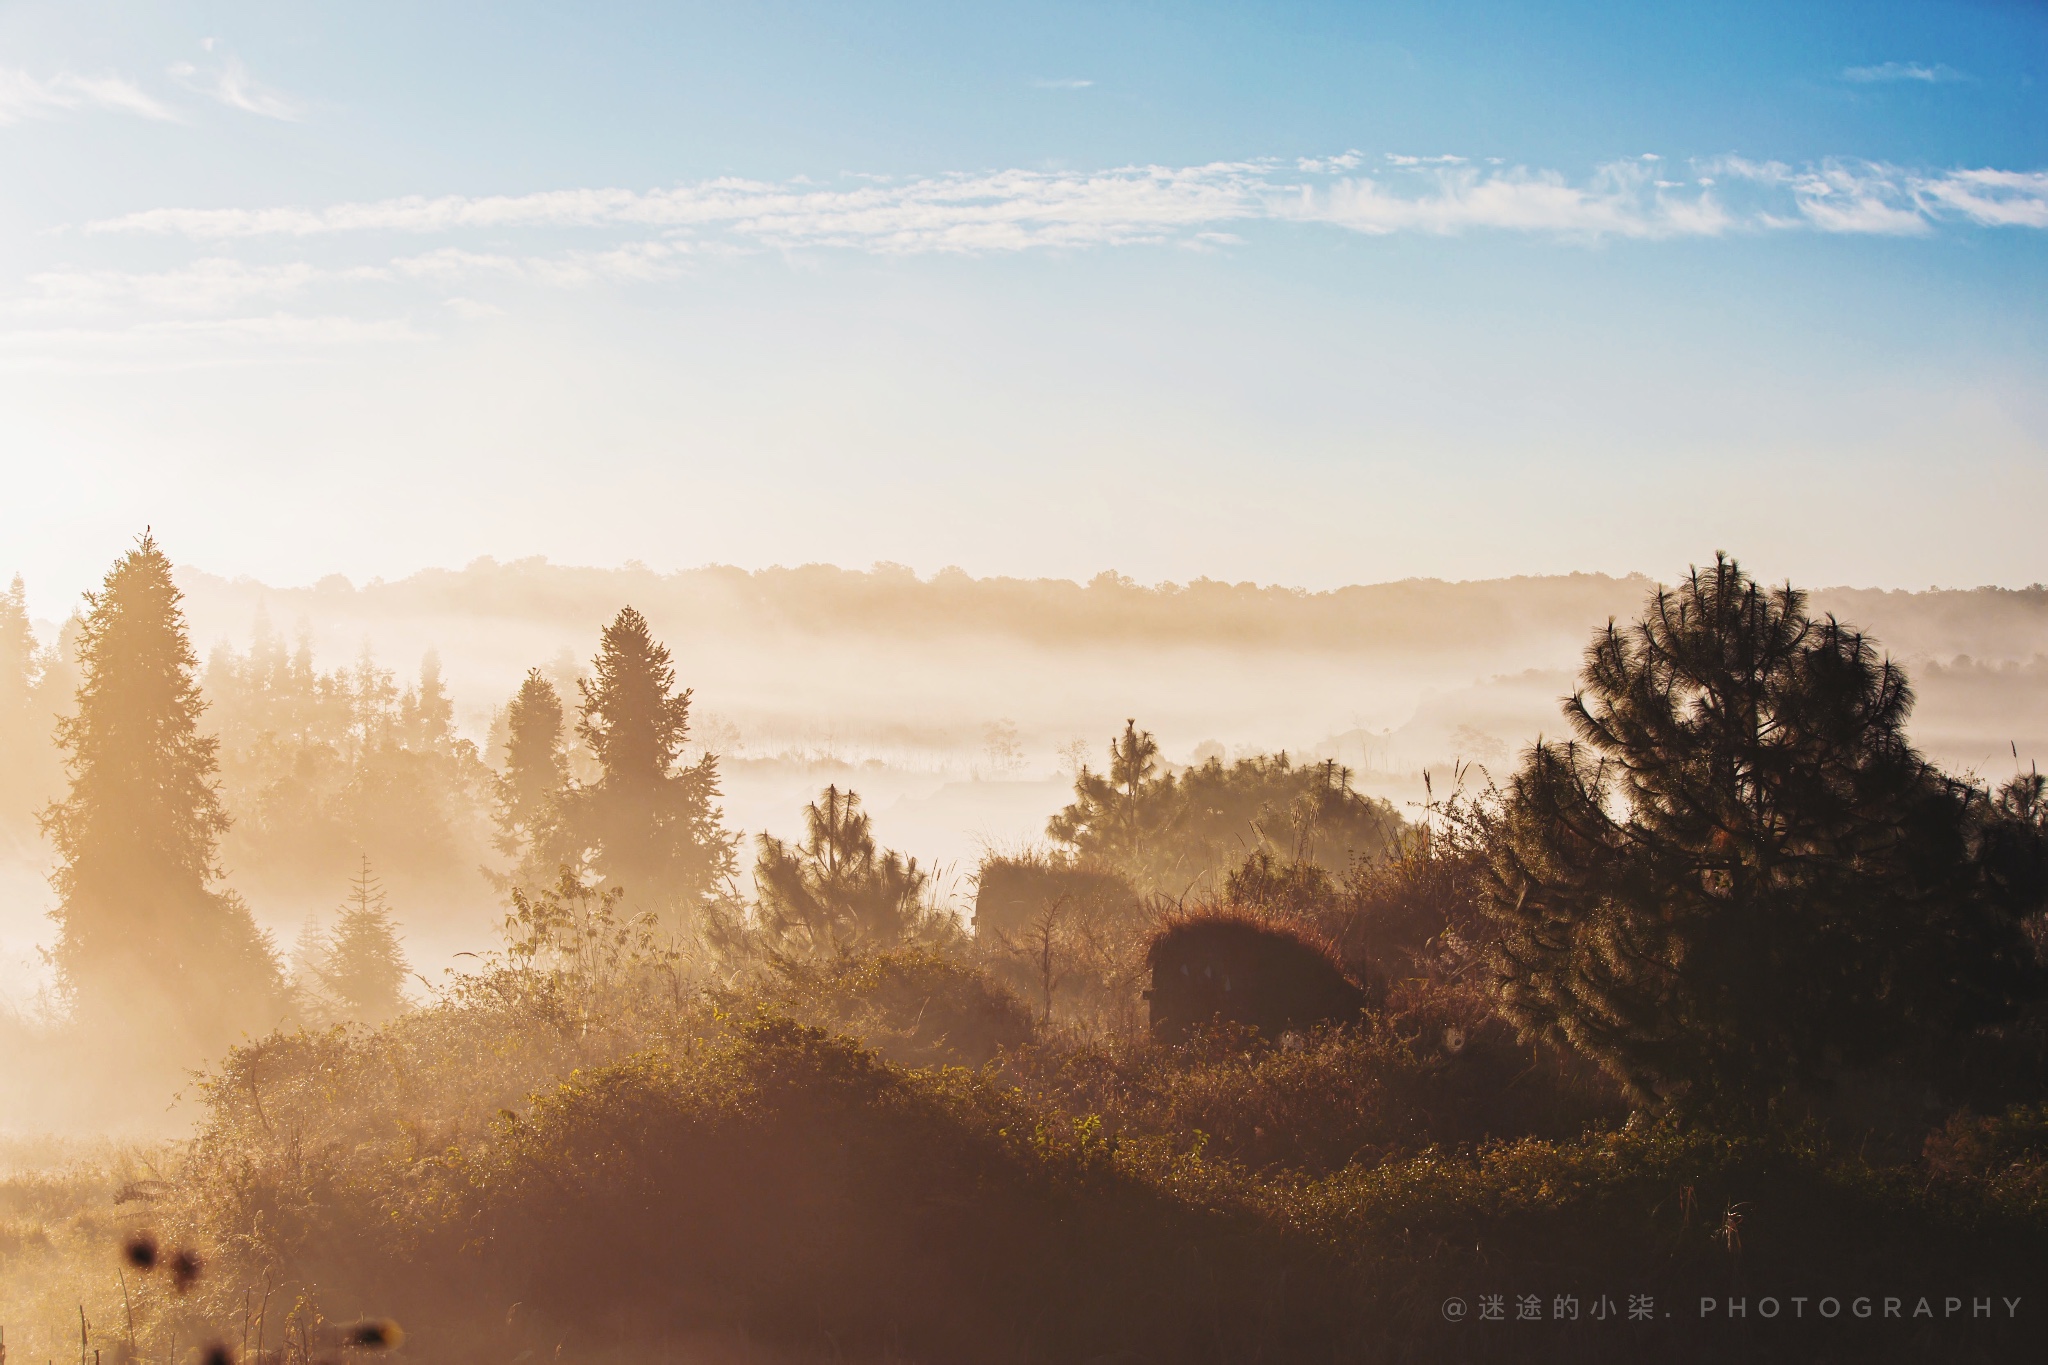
top-left (310, 856), bottom-right (410, 1025)
top-left (755, 785), bottom-right (943, 957)
top-left (42, 534), bottom-right (282, 1049)
top-left (1047, 719), bottom-right (1167, 872)
top-left (494, 667), bottom-right (578, 892)
top-left (1483, 555), bottom-right (2048, 1112)
top-left (407, 650), bottom-right (454, 750)
top-left (573, 607), bottom-right (735, 929)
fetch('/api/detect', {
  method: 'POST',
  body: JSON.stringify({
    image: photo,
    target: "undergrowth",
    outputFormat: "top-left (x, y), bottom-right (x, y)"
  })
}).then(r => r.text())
top-left (9, 948), bottom-right (2048, 1363)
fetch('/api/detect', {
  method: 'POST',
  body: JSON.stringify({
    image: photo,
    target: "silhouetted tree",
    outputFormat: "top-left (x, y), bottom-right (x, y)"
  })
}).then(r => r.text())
top-left (42, 534), bottom-right (282, 1050)
top-left (493, 667), bottom-right (578, 893)
top-left (756, 785), bottom-right (948, 957)
top-left (573, 607), bottom-right (735, 930)
top-left (306, 855), bottom-right (410, 1025)
top-left (1483, 555), bottom-right (2048, 1112)
top-left (1047, 719), bottom-right (1169, 873)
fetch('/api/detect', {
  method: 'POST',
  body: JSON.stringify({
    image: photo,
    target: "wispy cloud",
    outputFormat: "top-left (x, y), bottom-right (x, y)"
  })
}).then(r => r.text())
top-left (13, 242), bottom-right (695, 322)
top-left (0, 314), bottom-right (419, 373)
top-left (1843, 61), bottom-right (1967, 84)
top-left (1915, 168), bottom-right (2048, 229)
top-left (376, 241), bottom-right (693, 286)
top-left (1307, 159), bottom-right (1736, 238)
top-left (83, 154), bottom-right (2048, 253)
top-left (1708, 158), bottom-right (1930, 235)
top-left (1030, 77), bottom-right (1093, 89)
top-left (0, 69), bottom-right (175, 125)
top-left (169, 44), bottom-right (299, 120)
top-left (20, 259), bottom-right (324, 314)
top-left (1708, 157), bottom-right (2048, 234)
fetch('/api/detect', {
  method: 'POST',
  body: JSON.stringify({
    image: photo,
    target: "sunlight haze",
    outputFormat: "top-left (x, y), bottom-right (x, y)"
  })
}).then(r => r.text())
top-left (5, 7), bottom-right (2048, 1362)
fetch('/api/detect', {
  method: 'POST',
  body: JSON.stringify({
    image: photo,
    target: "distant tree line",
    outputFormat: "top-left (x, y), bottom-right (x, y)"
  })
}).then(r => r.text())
top-left (202, 617), bottom-right (495, 899)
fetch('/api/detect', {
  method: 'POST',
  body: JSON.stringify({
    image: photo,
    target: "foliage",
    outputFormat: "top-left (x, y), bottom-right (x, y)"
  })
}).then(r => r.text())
top-left (204, 619), bottom-right (496, 902)
top-left (970, 849), bottom-right (1141, 939)
top-left (490, 666), bottom-right (580, 897)
top-left (1004, 1009), bottom-right (1620, 1176)
top-left (1048, 718), bottom-right (1403, 894)
top-left (971, 850), bottom-right (1155, 1033)
top-left (123, 989), bottom-right (2048, 1365)
top-left (499, 865), bottom-right (684, 1023)
top-left (1483, 555), bottom-right (2048, 1112)
top-left (751, 946), bottom-right (1034, 1067)
top-left (1221, 801), bottom-right (1493, 990)
top-left (752, 784), bottom-right (959, 958)
top-left (1328, 807), bottom-right (1495, 977)
top-left (1143, 909), bottom-right (1366, 1040)
top-left (570, 606), bottom-right (736, 930)
top-left (19, 547), bottom-right (2048, 1362)
top-left (298, 857), bottom-right (411, 1026)
top-left (42, 533), bottom-right (282, 1052)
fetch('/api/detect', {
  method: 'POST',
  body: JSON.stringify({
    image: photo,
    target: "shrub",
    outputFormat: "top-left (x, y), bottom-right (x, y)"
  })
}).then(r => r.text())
top-left (153, 1017), bottom-right (2048, 1365)
top-left (1144, 909), bottom-right (1365, 1040)
top-left (755, 947), bottom-right (1035, 1067)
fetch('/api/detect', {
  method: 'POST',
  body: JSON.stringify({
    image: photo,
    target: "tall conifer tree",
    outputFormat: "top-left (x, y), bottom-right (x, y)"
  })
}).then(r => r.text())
top-left (495, 667), bottom-right (578, 892)
top-left (42, 534), bottom-right (281, 1048)
top-left (309, 856), bottom-right (410, 1025)
top-left (1483, 555), bottom-right (2048, 1111)
top-left (573, 607), bottom-right (734, 929)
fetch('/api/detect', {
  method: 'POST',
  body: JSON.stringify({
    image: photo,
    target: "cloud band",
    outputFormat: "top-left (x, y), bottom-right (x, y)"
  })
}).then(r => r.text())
top-left (81, 154), bottom-right (2048, 252)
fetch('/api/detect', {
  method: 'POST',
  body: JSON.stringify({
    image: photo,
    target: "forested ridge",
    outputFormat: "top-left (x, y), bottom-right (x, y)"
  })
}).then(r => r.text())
top-left (173, 556), bottom-right (2048, 658)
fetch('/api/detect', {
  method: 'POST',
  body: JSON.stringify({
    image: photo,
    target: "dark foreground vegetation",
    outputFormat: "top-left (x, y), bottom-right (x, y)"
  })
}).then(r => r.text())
top-left (4, 541), bottom-right (2048, 1363)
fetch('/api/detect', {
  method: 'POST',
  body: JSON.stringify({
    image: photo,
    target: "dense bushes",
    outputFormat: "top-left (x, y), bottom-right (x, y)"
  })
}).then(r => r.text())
top-left (77, 909), bottom-right (2041, 1365)
top-left (439, 1020), bottom-right (1261, 1363)
top-left (752, 947), bottom-right (1035, 1067)
top-left (112, 990), bottom-right (2048, 1365)
top-left (1003, 1013), bottom-right (1622, 1176)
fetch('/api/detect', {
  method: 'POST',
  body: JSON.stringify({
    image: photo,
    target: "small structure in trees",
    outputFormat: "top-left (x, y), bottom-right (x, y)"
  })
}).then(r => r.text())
top-left (1144, 913), bottom-right (1365, 1041)
top-left (971, 854), bottom-right (1138, 940)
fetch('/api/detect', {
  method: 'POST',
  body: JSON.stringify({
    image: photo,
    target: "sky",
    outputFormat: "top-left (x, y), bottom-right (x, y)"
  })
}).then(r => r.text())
top-left (1, 0), bottom-right (2044, 610)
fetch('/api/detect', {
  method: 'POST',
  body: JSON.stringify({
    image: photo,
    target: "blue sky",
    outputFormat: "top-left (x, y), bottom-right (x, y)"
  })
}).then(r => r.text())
top-left (1, 0), bottom-right (2044, 606)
